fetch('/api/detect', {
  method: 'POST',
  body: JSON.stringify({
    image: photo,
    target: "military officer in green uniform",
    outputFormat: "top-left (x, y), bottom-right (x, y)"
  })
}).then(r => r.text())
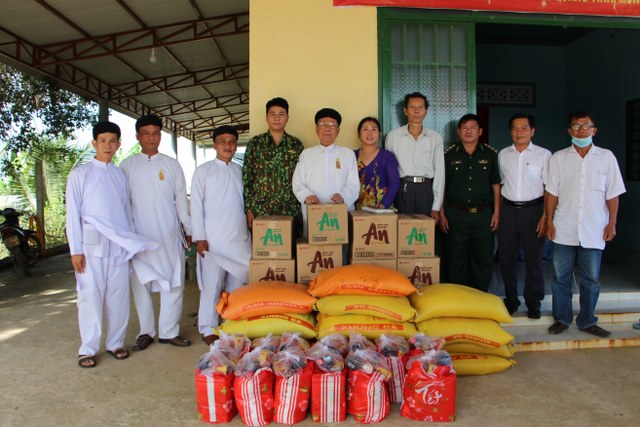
top-left (440, 114), bottom-right (501, 292)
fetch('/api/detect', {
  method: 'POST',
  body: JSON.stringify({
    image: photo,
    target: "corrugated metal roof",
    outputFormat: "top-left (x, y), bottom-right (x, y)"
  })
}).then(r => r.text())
top-left (0, 0), bottom-right (249, 146)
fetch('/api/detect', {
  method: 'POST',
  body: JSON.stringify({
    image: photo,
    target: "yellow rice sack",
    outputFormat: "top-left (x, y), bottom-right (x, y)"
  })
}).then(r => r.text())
top-left (417, 317), bottom-right (514, 349)
top-left (444, 342), bottom-right (516, 358)
top-left (217, 281), bottom-right (316, 320)
top-left (449, 353), bottom-right (516, 376)
top-left (316, 313), bottom-right (418, 339)
top-left (308, 264), bottom-right (417, 297)
top-left (216, 313), bottom-right (317, 339)
top-left (314, 294), bottom-right (416, 322)
top-left (410, 283), bottom-right (513, 323)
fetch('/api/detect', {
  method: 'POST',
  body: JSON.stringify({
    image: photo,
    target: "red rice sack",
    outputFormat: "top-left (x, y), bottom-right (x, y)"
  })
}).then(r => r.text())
top-left (234, 367), bottom-right (274, 426)
top-left (401, 360), bottom-right (456, 422)
top-left (194, 369), bottom-right (236, 424)
top-left (317, 314), bottom-right (418, 340)
top-left (274, 362), bottom-right (313, 425)
top-left (217, 281), bottom-right (316, 320)
top-left (410, 283), bottom-right (512, 323)
top-left (315, 294), bottom-right (416, 322)
top-left (308, 264), bottom-right (417, 297)
top-left (310, 364), bottom-right (347, 423)
top-left (347, 370), bottom-right (390, 423)
top-left (450, 353), bottom-right (516, 376)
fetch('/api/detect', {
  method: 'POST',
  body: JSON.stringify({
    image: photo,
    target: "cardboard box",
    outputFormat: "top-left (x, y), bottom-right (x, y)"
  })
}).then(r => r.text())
top-left (396, 257), bottom-right (440, 288)
top-left (349, 258), bottom-right (398, 270)
top-left (296, 242), bottom-right (343, 285)
top-left (349, 211), bottom-right (397, 259)
top-left (252, 216), bottom-right (293, 259)
top-left (397, 214), bottom-right (435, 258)
top-left (249, 258), bottom-right (296, 283)
top-left (307, 204), bottom-right (348, 245)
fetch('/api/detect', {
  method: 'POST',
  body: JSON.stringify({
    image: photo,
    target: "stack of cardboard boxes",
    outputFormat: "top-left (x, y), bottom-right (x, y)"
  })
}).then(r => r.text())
top-left (296, 204), bottom-right (347, 285)
top-left (249, 216), bottom-right (295, 283)
top-left (349, 211), bottom-right (440, 288)
top-left (396, 214), bottom-right (440, 288)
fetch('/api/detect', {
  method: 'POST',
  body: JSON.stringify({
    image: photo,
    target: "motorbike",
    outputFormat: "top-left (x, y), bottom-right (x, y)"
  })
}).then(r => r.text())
top-left (0, 208), bottom-right (42, 276)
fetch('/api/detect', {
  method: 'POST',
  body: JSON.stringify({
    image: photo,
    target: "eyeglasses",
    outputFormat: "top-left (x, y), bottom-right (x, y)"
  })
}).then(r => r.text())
top-left (570, 124), bottom-right (595, 131)
top-left (317, 122), bottom-right (339, 128)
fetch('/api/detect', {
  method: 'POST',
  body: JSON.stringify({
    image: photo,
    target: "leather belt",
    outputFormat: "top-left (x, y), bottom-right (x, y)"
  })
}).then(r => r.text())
top-left (502, 196), bottom-right (544, 208)
top-left (447, 201), bottom-right (492, 214)
top-left (402, 176), bottom-right (433, 183)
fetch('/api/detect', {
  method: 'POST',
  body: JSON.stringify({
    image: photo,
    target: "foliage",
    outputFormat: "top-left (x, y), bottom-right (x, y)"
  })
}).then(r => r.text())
top-left (0, 63), bottom-right (97, 170)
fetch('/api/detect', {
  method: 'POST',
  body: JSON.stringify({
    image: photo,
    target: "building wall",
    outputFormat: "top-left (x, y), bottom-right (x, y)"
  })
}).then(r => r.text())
top-left (476, 43), bottom-right (568, 153)
top-left (250, 0), bottom-right (377, 148)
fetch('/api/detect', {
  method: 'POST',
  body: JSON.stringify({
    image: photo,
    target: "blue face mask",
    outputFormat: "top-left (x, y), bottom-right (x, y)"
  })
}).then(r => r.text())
top-left (572, 136), bottom-right (592, 148)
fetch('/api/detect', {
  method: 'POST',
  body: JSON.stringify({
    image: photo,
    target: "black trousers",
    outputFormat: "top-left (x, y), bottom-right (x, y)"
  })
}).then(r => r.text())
top-left (497, 201), bottom-right (545, 311)
top-left (394, 181), bottom-right (434, 215)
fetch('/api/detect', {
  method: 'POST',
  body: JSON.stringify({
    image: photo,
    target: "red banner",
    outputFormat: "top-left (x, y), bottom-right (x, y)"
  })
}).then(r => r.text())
top-left (334, 0), bottom-right (640, 18)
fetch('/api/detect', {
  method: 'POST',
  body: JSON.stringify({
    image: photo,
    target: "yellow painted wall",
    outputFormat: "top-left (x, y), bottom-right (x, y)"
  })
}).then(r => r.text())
top-left (250, 0), bottom-right (377, 148)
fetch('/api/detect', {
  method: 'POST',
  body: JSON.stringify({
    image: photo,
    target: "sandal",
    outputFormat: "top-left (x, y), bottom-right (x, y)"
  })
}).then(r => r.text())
top-left (107, 348), bottom-right (130, 360)
top-left (78, 355), bottom-right (97, 368)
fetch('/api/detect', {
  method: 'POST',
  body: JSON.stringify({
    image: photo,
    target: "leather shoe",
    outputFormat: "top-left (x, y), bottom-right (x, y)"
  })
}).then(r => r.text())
top-left (159, 336), bottom-right (191, 347)
top-left (579, 325), bottom-right (611, 338)
top-left (132, 334), bottom-right (154, 351)
top-left (548, 322), bottom-right (568, 335)
top-left (203, 334), bottom-right (218, 345)
top-left (527, 308), bottom-right (541, 319)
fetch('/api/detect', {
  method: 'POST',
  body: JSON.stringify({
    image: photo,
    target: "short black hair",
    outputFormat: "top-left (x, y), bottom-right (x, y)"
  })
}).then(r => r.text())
top-left (93, 121), bottom-right (121, 139)
top-left (315, 108), bottom-right (342, 126)
top-left (509, 113), bottom-right (536, 129)
top-left (458, 113), bottom-right (482, 129)
top-left (357, 116), bottom-right (381, 135)
top-left (403, 92), bottom-right (429, 109)
top-left (135, 114), bottom-right (163, 132)
top-left (212, 125), bottom-right (238, 141)
top-left (266, 97), bottom-right (289, 114)
top-left (568, 110), bottom-right (595, 127)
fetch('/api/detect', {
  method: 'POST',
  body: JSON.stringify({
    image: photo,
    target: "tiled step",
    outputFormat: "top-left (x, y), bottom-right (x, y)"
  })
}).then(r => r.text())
top-left (501, 290), bottom-right (640, 352)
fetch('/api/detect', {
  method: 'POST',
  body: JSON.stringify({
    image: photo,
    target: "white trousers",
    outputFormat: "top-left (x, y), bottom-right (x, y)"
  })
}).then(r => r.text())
top-left (76, 243), bottom-right (129, 356)
top-left (131, 271), bottom-right (184, 339)
top-left (197, 252), bottom-right (244, 336)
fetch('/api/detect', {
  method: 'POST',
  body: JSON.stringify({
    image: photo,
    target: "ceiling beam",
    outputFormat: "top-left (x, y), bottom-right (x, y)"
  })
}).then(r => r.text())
top-left (32, 13), bottom-right (249, 67)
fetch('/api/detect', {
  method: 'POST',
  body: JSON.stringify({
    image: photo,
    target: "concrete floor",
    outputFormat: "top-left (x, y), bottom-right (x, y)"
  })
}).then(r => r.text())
top-left (1, 254), bottom-right (639, 427)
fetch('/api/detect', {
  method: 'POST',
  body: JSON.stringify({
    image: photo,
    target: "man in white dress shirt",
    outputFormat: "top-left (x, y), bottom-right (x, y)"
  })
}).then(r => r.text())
top-left (191, 125), bottom-right (251, 345)
top-left (385, 92), bottom-right (445, 222)
top-left (121, 114), bottom-right (192, 350)
top-left (292, 108), bottom-right (360, 235)
top-left (498, 114), bottom-right (551, 319)
top-left (66, 121), bottom-right (157, 368)
top-left (545, 111), bottom-right (625, 338)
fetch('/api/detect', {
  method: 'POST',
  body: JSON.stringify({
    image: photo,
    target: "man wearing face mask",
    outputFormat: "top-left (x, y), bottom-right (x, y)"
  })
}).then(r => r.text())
top-left (545, 111), bottom-right (625, 338)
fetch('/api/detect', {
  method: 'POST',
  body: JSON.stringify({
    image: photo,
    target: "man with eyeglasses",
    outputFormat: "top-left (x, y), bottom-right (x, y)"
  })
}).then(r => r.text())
top-left (498, 113), bottom-right (551, 319)
top-left (292, 108), bottom-right (360, 236)
top-left (385, 92), bottom-right (445, 222)
top-left (545, 111), bottom-right (625, 338)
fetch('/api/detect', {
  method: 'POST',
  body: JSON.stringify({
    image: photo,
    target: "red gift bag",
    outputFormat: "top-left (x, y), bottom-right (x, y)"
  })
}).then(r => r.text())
top-left (234, 367), bottom-right (275, 426)
top-left (347, 370), bottom-right (390, 424)
top-left (386, 355), bottom-right (408, 403)
top-left (310, 364), bottom-right (346, 423)
top-left (194, 369), bottom-right (236, 424)
top-left (401, 361), bottom-right (456, 422)
top-left (274, 362), bottom-right (313, 425)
